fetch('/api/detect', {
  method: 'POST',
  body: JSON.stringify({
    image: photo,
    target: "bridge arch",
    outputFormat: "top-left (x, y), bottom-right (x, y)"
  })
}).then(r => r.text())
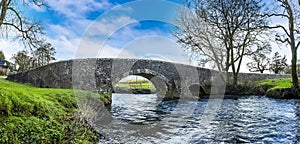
top-left (188, 83), bottom-right (206, 97)
top-left (112, 69), bottom-right (171, 97)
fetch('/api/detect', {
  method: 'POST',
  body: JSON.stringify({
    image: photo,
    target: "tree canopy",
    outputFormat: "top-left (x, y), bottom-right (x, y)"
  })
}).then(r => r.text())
top-left (11, 43), bottom-right (56, 72)
top-left (247, 55), bottom-right (269, 73)
top-left (270, 52), bottom-right (288, 74)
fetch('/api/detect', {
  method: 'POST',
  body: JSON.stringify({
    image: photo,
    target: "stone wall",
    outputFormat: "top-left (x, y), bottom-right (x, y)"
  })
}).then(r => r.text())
top-left (7, 60), bottom-right (73, 89)
top-left (231, 73), bottom-right (291, 82)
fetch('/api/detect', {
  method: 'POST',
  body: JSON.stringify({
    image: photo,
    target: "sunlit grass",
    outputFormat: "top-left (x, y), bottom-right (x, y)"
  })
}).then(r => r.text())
top-left (258, 77), bottom-right (293, 90)
top-left (115, 82), bottom-right (156, 90)
top-left (0, 78), bottom-right (108, 143)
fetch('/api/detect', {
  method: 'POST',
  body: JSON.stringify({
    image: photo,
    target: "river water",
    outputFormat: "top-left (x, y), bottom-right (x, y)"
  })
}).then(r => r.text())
top-left (98, 94), bottom-right (300, 143)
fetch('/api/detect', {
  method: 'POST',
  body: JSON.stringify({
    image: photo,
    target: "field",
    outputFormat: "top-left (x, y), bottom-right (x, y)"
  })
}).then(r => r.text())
top-left (115, 81), bottom-right (156, 91)
top-left (258, 77), bottom-right (293, 90)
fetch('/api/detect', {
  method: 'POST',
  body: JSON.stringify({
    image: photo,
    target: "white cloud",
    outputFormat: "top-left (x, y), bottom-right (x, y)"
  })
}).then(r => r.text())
top-left (86, 16), bottom-right (138, 37)
top-left (105, 35), bottom-right (192, 65)
top-left (0, 40), bottom-right (25, 62)
top-left (47, 36), bottom-right (80, 60)
top-left (45, 14), bottom-right (140, 60)
top-left (98, 45), bottom-right (135, 58)
top-left (45, 0), bottom-right (112, 18)
top-left (41, 0), bottom-right (186, 63)
top-left (48, 25), bottom-right (78, 38)
top-left (75, 37), bottom-right (136, 59)
top-left (47, 34), bottom-right (136, 60)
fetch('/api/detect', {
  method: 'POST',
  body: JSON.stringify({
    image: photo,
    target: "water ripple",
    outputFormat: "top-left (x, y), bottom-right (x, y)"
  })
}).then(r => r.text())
top-left (101, 94), bottom-right (300, 143)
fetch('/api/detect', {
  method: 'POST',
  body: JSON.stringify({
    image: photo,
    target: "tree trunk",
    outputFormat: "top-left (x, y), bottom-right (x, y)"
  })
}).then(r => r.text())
top-left (291, 48), bottom-right (299, 88)
top-left (233, 72), bottom-right (238, 86)
top-left (229, 38), bottom-right (237, 86)
top-left (0, 0), bottom-right (8, 28)
top-left (288, 5), bottom-right (299, 88)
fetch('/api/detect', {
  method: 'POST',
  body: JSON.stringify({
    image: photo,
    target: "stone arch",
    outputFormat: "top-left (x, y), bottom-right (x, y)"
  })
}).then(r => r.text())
top-left (112, 69), bottom-right (171, 97)
top-left (188, 83), bottom-right (206, 98)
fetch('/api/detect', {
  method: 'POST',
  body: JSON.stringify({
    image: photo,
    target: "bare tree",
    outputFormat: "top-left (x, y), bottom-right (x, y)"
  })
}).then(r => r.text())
top-left (0, 0), bottom-right (45, 48)
top-left (174, 14), bottom-right (226, 72)
top-left (264, 0), bottom-right (300, 87)
top-left (247, 45), bottom-right (271, 73)
top-left (174, 0), bottom-right (269, 85)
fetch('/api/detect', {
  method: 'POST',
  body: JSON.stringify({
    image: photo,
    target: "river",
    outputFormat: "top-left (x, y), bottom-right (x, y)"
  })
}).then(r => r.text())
top-left (98, 93), bottom-right (300, 143)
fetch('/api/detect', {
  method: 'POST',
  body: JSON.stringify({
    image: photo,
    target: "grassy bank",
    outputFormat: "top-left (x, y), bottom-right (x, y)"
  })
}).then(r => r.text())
top-left (0, 78), bottom-right (109, 143)
top-left (257, 77), bottom-right (300, 98)
top-left (258, 78), bottom-right (292, 90)
top-left (223, 77), bottom-right (299, 98)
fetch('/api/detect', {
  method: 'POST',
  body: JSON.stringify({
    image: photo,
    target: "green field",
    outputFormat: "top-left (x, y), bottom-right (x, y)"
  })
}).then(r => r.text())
top-left (0, 78), bottom-right (109, 143)
top-left (115, 82), bottom-right (156, 91)
top-left (258, 77), bottom-right (293, 90)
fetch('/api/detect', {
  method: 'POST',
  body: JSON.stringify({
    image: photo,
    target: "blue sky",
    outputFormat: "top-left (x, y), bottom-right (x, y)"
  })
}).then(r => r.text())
top-left (15, 0), bottom-right (192, 65)
top-left (0, 0), bottom-right (297, 73)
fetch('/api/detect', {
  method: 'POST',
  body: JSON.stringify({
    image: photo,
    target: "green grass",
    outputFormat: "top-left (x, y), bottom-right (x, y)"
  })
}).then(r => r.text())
top-left (0, 78), bottom-right (109, 143)
top-left (258, 77), bottom-right (293, 90)
top-left (115, 82), bottom-right (156, 90)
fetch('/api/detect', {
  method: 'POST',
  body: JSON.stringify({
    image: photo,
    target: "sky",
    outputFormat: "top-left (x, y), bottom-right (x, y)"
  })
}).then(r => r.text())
top-left (0, 0), bottom-right (297, 73)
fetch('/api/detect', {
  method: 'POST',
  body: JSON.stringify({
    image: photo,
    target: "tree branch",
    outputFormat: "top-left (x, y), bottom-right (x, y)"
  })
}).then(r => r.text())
top-left (261, 13), bottom-right (289, 19)
top-left (296, 41), bottom-right (300, 49)
top-left (275, 36), bottom-right (290, 44)
top-left (264, 25), bottom-right (290, 37)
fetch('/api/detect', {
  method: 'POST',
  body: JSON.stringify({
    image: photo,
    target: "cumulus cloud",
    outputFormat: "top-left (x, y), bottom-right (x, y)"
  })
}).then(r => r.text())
top-left (86, 16), bottom-right (138, 37)
top-left (45, 0), bottom-right (112, 18)
top-left (39, 0), bottom-right (146, 61)
top-left (47, 36), bottom-right (80, 60)
top-left (104, 35), bottom-right (193, 65)
top-left (75, 37), bottom-right (136, 59)
top-left (29, 0), bottom-right (187, 63)
top-left (45, 15), bottom-right (140, 60)
top-left (0, 39), bottom-right (25, 62)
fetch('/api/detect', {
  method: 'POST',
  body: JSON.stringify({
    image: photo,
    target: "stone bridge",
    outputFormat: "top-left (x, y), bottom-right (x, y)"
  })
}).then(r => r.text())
top-left (7, 58), bottom-right (290, 99)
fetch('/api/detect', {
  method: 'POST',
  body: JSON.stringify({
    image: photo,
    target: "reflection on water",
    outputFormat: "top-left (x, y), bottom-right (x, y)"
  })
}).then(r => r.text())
top-left (99, 94), bottom-right (300, 143)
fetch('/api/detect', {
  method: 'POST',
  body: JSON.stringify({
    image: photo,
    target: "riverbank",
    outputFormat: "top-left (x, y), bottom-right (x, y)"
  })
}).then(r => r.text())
top-left (0, 78), bottom-right (109, 143)
top-left (258, 78), bottom-right (300, 99)
top-left (225, 78), bottom-right (300, 99)
top-left (114, 77), bottom-right (300, 99)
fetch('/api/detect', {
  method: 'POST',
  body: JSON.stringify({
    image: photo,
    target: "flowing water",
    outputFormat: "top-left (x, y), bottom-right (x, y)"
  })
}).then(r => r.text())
top-left (98, 94), bottom-right (300, 143)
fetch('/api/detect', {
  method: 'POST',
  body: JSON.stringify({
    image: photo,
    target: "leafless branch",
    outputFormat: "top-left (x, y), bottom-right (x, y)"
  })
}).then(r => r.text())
top-left (264, 25), bottom-right (290, 37)
top-left (0, 0), bottom-right (45, 49)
